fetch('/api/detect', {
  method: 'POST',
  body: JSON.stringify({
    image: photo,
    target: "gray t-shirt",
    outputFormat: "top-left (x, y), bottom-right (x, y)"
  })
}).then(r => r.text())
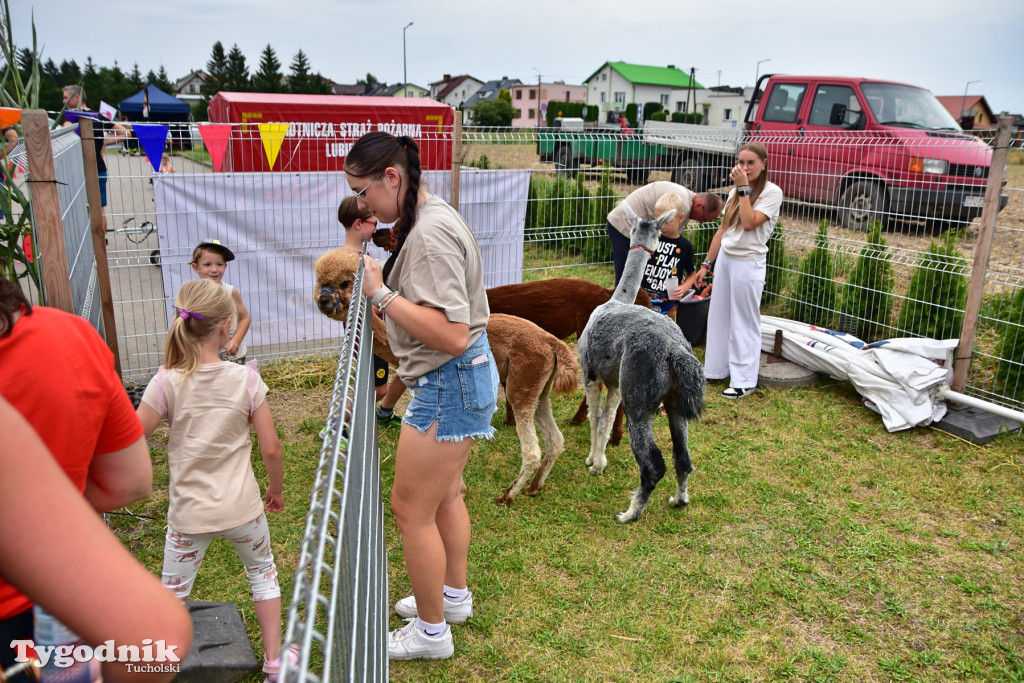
top-left (607, 181), bottom-right (694, 237)
top-left (385, 195), bottom-right (490, 383)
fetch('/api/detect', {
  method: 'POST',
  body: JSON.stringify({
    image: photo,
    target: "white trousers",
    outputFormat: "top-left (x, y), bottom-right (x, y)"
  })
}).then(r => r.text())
top-left (704, 253), bottom-right (765, 389)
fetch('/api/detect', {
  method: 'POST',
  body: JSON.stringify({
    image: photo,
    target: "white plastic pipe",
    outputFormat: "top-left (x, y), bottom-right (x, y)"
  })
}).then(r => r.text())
top-left (943, 390), bottom-right (1024, 425)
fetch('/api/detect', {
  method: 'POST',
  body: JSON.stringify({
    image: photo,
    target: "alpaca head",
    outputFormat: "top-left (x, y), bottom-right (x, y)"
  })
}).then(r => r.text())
top-left (624, 205), bottom-right (676, 254)
top-left (313, 247), bottom-right (362, 322)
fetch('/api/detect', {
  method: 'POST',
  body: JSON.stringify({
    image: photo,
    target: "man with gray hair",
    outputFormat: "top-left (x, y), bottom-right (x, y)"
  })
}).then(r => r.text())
top-left (63, 85), bottom-right (128, 229)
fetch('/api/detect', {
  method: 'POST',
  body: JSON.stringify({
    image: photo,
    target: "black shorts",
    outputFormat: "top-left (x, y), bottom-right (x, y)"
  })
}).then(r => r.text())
top-left (373, 354), bottom-right (389, 387)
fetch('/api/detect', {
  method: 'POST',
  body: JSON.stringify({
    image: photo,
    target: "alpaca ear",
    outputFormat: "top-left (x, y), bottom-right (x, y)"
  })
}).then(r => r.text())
top-left (654, 209), bottom-right (677, 229)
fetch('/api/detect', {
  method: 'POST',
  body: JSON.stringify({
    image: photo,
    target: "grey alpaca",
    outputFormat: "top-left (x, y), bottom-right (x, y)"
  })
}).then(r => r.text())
top-left (577, 206), bottom-right (706, 523)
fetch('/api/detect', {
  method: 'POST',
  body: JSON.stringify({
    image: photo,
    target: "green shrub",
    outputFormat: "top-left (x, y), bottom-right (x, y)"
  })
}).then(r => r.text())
top-left (763, 219), bottom-right (787, 308)
top-left (896, 230), bottom-right (968, 339)
top-left (650, 111), bottom-right (668, 122)
top-left (686, 215), bottom-right (719, 263)
top-left (525, 174), bottom-right (551, 231)
top-left (993, 285), bottom-right (1024, 404)
top-left (643, 102), bottom-right (663, 121)
top-left (589, 165), bottom-right (621, 227)
top-left (789, 220), bottom-right (837, 328)
top-left (545, 102), bottom-right (599, 125)
top-left (837, 221), bottom-right (894, 341)
top-left (670, 112), bottom-right (703, 124)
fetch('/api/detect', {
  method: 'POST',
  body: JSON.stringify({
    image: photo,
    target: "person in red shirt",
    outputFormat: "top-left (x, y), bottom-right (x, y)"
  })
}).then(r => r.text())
top-left (0, 275), bottom-right (152, 675)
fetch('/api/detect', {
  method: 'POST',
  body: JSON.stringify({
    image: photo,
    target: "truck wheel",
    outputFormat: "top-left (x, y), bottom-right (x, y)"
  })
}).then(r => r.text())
top-left (555, 145), bottom-right (576, 176)
top-left (671, 156), bottom-right (709, 192)
top-left (839, 181), bottom-right (886, 230)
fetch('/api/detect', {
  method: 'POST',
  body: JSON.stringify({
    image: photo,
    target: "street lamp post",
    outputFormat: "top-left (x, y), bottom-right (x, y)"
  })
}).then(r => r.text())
top-left (755, 58), bottom-right (772, 87)
top-left (402, 21), bottom-right (413, 96)
top-left (961, 79), bottom-right (981, 122)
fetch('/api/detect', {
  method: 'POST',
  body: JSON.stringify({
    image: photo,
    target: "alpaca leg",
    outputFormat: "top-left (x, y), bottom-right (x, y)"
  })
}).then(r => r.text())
top-left (525, 392), bottom-right (564, 495)
top-left (584, 382), bottom-right (610, 474)
top-left (666, 411), bottom-right (694, 508)
top-left (495, 403), bottom-right (541, 505)
top-left (567, 395), bottom-right (589, 426)
top-left (504, 400), bottom-right (516, 427)
top-left (587, 386), bottom-right (621, 475)
top-left (609, 405), bottom-right (625, 446)
top-left (617, 415), bottom-right (665, 523)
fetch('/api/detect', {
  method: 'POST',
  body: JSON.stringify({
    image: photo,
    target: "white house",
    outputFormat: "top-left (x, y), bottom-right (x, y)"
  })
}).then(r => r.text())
top-left (584, 62), bottom-right (702, 118)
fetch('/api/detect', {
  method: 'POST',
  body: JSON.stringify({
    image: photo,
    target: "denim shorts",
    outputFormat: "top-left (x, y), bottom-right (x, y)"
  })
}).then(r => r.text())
top-left (403, 332), bottom-right (499, 442)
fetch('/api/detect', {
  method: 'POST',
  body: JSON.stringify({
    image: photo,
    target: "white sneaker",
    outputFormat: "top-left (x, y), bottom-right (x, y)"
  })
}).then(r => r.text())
top-left (388, 620), bottom-right (454, 661)
top-left (393, 592), bottom-right (474, 623)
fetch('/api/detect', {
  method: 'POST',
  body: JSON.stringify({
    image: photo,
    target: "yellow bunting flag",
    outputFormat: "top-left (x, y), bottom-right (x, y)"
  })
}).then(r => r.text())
top-left (258, 123), bottom-right (289, 170)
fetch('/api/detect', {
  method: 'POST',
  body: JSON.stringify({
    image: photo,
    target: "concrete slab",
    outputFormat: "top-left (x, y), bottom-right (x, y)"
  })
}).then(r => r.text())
top-left (175, 601), bottom-right (260, 683)
top-left (934, 404), bottom-right (1022, 445)
top-left (758, 351), bottom-right (820, 389)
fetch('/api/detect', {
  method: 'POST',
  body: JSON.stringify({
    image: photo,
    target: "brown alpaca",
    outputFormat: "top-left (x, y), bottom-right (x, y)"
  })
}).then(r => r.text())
top-left (314, 248), bottom-right (579, 505)
top-left (486, 278), bottom-right (652, 446)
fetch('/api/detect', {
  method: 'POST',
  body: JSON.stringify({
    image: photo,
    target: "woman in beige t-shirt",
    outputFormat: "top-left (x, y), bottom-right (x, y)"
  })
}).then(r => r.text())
top-left (345, 131), bottom-right (499, 661)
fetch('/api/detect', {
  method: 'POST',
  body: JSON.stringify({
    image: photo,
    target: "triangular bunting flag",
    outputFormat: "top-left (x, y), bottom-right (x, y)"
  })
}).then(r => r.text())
top-left (63, 110), bottom-right (100, 136)
top-left (258, 123), bottom-right (289, 170)
top-left (133, 123), bottom-right (170, 172)
top-left (0, 107), bottom-right (21, 129)
top-left (98, 101), bottom-right (117, 121)
top-left (198, 124), bottom-right (232, 172)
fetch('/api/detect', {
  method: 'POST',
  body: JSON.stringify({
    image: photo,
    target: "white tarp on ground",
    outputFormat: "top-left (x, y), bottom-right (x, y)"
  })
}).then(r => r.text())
top-left (152, 169), bottom-right (529, 347)
top-left (760, 315), bottom-right (958, 432)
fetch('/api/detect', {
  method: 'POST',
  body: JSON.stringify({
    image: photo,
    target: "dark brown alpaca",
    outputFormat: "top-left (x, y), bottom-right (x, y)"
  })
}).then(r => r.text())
top-left (314, 248), bottom-right (579, 504)
top-left (486, 278), bottom-right (652, 446)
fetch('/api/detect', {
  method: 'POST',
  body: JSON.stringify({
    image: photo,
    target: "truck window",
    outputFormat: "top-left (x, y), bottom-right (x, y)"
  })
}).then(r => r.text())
top-left (808, 84), bottom-right (862, 127)
top-left (761, 83), bottom-right (806, 123)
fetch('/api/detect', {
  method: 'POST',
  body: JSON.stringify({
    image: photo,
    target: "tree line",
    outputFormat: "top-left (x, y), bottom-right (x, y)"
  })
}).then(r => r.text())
top-left (0, 40), bottom-right (343, 120)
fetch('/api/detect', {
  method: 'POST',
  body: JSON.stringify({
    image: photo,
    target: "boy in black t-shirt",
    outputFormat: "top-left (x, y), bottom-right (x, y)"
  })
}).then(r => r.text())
top-left (642, 193), bottom-right (698, 322)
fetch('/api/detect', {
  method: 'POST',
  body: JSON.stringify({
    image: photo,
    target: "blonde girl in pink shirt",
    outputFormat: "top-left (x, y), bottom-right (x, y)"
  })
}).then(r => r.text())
top-left (137, 279), bottom-right (294, 682)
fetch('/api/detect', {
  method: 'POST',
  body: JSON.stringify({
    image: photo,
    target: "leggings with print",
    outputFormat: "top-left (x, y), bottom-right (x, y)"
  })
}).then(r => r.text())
top-left (161, 513), bottom-right (280, 602)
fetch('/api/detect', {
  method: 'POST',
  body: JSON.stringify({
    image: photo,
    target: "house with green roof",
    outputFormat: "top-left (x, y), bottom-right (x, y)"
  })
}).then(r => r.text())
top-left (584, 61), bottom-right (703, 118)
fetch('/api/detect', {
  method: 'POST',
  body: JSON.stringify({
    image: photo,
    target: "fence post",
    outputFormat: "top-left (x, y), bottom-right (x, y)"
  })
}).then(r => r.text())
top-left (78, 117), bottom-right (122, 375)
top-left (23, 110), bottom-right (73, 312)
top-left (451, 110), bottom-right (462, 211)
top-left (952, 115), bottom-right (1014, 393)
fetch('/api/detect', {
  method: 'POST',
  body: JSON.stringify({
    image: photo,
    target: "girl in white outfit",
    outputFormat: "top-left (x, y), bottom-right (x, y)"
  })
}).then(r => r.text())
top-left (137, 278), bottom-right (294, 682)
top-left (697, 141), bottom-right (783, 398)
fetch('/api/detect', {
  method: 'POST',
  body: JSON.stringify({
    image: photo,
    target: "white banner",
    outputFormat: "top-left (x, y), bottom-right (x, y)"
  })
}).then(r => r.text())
top-left (152, 170), bottom-right (529, 348)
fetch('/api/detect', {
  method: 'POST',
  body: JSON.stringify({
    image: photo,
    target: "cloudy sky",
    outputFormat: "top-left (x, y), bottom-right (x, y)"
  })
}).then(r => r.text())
top-left (10, 0), bottom-right (1024, 115)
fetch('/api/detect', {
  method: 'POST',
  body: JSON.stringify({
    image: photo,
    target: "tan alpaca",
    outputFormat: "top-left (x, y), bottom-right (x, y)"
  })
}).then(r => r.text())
top-left (486, 278), bottom-right (652, 447)
top-left (314, 248), bottom-right (579, 504)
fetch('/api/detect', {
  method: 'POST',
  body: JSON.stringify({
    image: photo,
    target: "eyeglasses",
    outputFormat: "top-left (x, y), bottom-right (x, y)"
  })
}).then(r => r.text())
top-left (351, 174), bottom-right (383, 203)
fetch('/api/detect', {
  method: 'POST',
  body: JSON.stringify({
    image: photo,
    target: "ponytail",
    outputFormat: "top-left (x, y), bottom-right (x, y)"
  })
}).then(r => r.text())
top-left (164, 279), bottom-right (233, 376)
top-left (344, 132), bottom-right (423, 282)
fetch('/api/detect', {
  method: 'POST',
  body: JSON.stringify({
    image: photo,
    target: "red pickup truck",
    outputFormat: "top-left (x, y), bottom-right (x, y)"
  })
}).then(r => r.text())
top-left (645, 75), bottom-right (1007, 228)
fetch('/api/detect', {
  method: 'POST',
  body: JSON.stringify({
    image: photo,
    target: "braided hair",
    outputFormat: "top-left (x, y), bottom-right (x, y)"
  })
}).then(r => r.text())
top-left (343, 132), bottom-right (422, 281)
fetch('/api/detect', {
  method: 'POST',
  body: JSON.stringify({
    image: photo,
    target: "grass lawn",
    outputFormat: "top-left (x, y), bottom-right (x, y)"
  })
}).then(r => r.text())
top-left (119, 353), bottom-right (1024, 682)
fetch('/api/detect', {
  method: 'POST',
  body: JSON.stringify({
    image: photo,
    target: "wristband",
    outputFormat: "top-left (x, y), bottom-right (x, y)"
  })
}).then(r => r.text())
top-left (736, 185), bottom-right (752, 197)
top-left (378, 291), bottom-right (400, 313)
top-left (701, 260), bottom-right (713, 270)
top-left (370, 284), bottom-right (393, 308)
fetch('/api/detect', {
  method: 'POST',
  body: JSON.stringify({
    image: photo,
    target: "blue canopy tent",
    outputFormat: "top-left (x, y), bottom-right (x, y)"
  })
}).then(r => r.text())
top-left (118, 84), bottom-right (193, 150)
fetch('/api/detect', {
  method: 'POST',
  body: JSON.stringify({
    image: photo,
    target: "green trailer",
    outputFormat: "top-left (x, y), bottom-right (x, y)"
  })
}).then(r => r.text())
top-left (537, 117), bottom-right (671, 184)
